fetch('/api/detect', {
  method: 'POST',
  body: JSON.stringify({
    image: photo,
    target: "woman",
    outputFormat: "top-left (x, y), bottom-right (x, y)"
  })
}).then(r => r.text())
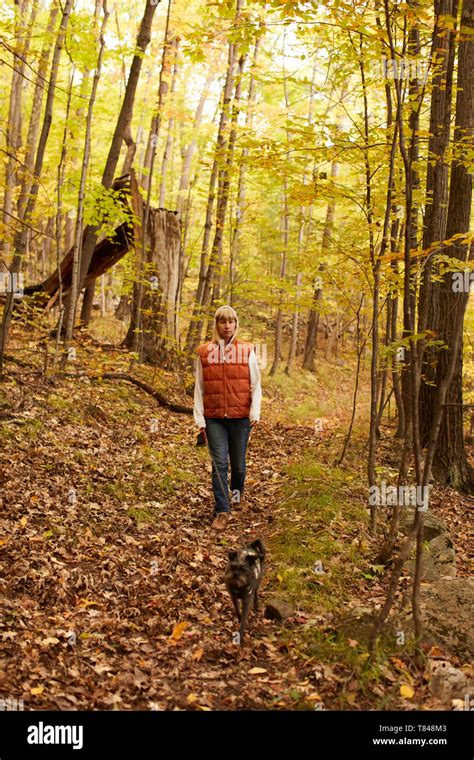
top-left (193, 305), bottom-right (262, 531)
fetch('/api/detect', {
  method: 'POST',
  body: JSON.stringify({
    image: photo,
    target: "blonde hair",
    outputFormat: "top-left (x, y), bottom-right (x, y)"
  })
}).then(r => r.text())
top-left (211, 305), bottom-right (239, 344)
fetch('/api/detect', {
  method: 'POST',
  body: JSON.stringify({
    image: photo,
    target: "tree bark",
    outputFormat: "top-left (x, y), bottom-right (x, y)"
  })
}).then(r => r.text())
top-left (64, 0), bottom-right (109, 341)
top-left (184, 0), bottom-right (242, 359)
top-left (0, 0), bottom-right (74, 374)
top-left (418, 0), bottom-right (459, 445)
top-left (303, 158), bottom-right (338, 372)
top-left (159, 37), bottom-right (180, 207)
top-left (62, 0), bottom-right (159, 334)
top-left (1, 0), bottom-right (34, 258)
top-left (430, 0), bottom-right (474, 489)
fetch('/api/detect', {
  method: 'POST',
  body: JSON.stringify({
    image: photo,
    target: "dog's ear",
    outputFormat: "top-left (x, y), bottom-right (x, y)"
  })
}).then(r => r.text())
top-left (250, 539), bottom-right (265, 557)
top-left (228, 550), bottom-right (238, 561)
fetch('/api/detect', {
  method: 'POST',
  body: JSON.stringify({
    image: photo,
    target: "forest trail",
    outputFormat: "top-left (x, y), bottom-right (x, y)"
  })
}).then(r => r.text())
top-left (0, 357), bottom-right (327, 710)
top-left (1, 343), bottom-right (472, 711)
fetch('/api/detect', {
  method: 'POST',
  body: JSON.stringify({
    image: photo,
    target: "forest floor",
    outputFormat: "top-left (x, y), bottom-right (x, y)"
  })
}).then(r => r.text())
top-left (0, 323), bottom-right (472, 711)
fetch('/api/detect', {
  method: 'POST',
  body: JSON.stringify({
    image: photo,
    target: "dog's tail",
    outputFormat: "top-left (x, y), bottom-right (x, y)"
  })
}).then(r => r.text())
top-left (250, 539), bottom-right (266, 562)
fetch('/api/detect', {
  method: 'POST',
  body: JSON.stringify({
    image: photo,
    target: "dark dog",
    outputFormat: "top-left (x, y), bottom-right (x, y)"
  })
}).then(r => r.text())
top-left (224, 539), bottom-right (266, 645)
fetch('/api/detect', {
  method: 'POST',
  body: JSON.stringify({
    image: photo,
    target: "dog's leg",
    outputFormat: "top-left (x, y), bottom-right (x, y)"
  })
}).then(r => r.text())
top-left (253, 589), bottom-right (259, 612)
top-left (239, 594), bottom-right (253, 646)
top-left (232, 595), bottom-right (241, 622)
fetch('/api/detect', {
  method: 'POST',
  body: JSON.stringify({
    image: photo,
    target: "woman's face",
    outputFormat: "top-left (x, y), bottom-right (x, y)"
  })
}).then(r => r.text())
top-left (217, 315), bottom-right (236, 342)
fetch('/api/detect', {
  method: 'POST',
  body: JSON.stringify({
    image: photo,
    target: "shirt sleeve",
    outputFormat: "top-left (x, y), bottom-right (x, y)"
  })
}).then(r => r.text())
top-left (193, 356), bottom-right (206, 429)
top-left (249, 348), bottom-right (262, 423)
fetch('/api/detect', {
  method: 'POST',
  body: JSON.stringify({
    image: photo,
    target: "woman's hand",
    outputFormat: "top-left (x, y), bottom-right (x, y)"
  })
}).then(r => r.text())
top-left (250, 419), bottom-right (258, 429)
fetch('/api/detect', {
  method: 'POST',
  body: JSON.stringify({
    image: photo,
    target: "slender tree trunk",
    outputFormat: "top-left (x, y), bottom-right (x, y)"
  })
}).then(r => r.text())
top-left (0, 0), bottom-right (74, 372)
top-left (184, 0), bottom-right (242, 358)
top-left (209, 52), bottom-right (246, 305)
top-left (139, 5), bottom-right (173, 195)
top-left (303, 159), bottom-right (338, 371)
top-left (174, 72), bottom-right (213, 347)
top-left (229, 34), bottom-right (261, 304)
top-left (269, 186), bottom-right (288, 376)
top-left (125, 0), bottom-right (171, 358)
top-left (15, 3), bottom-right (59, 231)
top-left (53, 64), bottom-right (75, 370)
top-left (356, 33), bottom-right (379, 534)
top-left (286, 56), bottom-right (318, 375)
top-left (63, 1), bottom-right (109, 351)
top-left (376, 0), bottom-right (422, 559)
top-left (270, 38), bottom-right (290, 377)
top-left (1, 0), bottom-right (33, 258)
top-left (285, 271), bottom-right (302, 374)
top-left (159, 37), bottom-right (180, 207)
top-left (62, 0), bottom-right (159, 335)
top-left (336, 295), bottom-right (365, 464)
top-left (177, 74), bottom-right (213, 217)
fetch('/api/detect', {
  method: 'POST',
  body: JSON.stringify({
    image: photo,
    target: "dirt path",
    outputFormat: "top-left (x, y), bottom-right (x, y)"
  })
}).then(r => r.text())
top-left (2, 363), bottom-right (472, 712)
top-left (0, 373), bottom-right (325, 710)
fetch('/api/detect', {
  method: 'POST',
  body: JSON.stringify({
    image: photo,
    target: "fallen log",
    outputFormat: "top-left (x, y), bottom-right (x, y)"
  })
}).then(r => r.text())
top-left (62, 370), bottom-right (193, 414)
top-left (101, 372), bottom-right (192, 414)
top-left (3, 175), bottom-right (134, 310)
top-left (23, 221), bottom-right (132, 307)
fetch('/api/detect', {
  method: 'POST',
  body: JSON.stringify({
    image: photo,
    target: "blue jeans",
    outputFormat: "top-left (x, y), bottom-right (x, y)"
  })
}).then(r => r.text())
top-left (205, 416), bottom-right (251, 514)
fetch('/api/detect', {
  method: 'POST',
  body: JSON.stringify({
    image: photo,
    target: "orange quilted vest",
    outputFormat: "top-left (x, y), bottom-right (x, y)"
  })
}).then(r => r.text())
top-left (197, 338), bottom-right (254, 418)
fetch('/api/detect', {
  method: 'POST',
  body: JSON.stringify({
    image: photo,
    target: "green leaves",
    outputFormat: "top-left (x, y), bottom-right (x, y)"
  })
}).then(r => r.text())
top-left (83, 185), bottom-right (135, 237)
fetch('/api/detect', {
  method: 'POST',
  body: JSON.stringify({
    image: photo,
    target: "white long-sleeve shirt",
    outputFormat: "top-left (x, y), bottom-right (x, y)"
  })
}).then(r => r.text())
top-left (193, 341), bottom-right (262, 429)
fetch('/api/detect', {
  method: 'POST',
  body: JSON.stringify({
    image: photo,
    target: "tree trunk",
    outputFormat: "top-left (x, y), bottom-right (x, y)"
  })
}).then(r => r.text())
top-left (14, 3), bottom-right (59, 234)
top-left (80, 283), bottom-right (96, 325)
top-left (303, 157), bottom-right (338, 371)
top-left (209, 52), bottom-right (246, 305)
top-left (1, 0), bottom-right (33, 258)
top-left (0, 0), bottom-right (74, 373)
top-left (123, 206), bottom-right (181, 365)
top-left (302, 268), bottom-right (324, 371)
top-left (418, 0), bottom-right (458, 445)
top-left (184, 0), bottom-right (242, 359)
top-left (62, 0), bottom-right (159, 336)
top-left (139, 6), bottom-right (173, 195)
top-left (431, 0), bottom-right (474, 489)
top-left (129, 0), bottom-right (172, 358)
top-left (64, 0), bottom-right (109, 341)
top-left (270, 38), bottom-right (290, 377)
top-left (269, 186), bottom-right (288, 376)
top-left (159, 37), bottom-right (180, 208)
top-left (229, 35), bottom-right (261, 304)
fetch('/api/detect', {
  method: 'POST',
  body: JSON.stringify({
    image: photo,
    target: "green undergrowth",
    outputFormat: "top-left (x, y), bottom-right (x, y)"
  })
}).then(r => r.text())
top-left (262, 358), bottom-right (371, 430)
top-left (268, 455), bottom-right (369, 612)
top-left (267, 453), bottom-right (410, 708)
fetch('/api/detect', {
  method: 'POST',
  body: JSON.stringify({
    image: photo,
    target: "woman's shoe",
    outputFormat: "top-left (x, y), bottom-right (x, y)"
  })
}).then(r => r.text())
top-left (212, 512), bottom-right (229, 530)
